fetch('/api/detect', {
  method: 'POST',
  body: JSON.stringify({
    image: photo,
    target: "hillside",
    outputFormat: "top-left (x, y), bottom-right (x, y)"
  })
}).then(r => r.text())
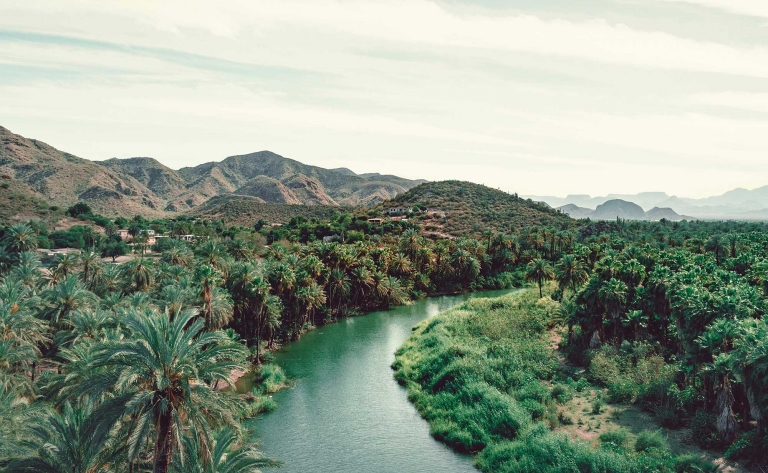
top-left (172, 151), bottom-right (421, 210)
top-left (191, 195), bottom-right (349, 225)
top-left (99, 157), bottom-right (187, 199)
top-left (380, 181), bottom-right (574, 237)
top-left (0, 175), bottom-right (65, 222)
top-left (0, 126), bottom-right (167, 217)
top-left (0, 126), bottom-right (424, 221)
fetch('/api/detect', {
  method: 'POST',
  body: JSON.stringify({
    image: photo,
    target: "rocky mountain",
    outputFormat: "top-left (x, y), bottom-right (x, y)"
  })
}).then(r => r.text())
top-left (0, 126), bottom-right (168, 217)
top-left (0, 126), bottom-right (424, 219)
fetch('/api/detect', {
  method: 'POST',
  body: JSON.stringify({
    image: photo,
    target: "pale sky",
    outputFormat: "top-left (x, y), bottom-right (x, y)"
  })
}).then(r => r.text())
top-left (2, 0), bottom-right (768, 198)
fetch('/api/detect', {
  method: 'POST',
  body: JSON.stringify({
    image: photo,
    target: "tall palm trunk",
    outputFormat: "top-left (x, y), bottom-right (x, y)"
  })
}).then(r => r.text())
top-left (154, 409), bottom-right (174, 473)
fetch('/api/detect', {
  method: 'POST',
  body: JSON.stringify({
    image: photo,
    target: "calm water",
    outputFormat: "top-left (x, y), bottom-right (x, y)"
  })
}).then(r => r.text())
top-left (247, 289), bottom-right (515, 473)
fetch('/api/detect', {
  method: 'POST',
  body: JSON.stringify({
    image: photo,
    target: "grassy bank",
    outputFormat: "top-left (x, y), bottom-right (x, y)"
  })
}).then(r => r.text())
top-left (392, 289), bottom-right (720, 473)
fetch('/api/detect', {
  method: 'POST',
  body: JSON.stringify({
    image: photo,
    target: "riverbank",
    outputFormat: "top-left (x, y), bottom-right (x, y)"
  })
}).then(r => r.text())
top-left (248, 291), bottom-right (518, 472)
top-left (392, 289), bottom-right (721, 473)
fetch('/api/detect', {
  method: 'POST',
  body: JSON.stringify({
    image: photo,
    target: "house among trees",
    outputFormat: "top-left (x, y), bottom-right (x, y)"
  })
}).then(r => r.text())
top-left (388, 207), bottom-right (411, 216)
top-left (179, 234), bottom-right (195, 242)
top-left (117, 229), bottom-right (129, 239)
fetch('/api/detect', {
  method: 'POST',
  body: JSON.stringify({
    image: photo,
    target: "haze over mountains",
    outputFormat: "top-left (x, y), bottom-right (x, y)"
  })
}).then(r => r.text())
top-left (0, 126), bottom-right (425, 218)
top-left (526, 189), bottom-right (768, 221)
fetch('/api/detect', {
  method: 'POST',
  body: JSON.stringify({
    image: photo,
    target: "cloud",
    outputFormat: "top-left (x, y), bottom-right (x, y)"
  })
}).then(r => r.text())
top-left (653, 0), bottom-right (768, 19)
top-left (693, 91), bottom-right (768, 113)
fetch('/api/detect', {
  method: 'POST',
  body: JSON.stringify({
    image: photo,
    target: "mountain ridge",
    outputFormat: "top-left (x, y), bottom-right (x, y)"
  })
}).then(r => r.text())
top-left (0, 126), bottom-right (425, 219)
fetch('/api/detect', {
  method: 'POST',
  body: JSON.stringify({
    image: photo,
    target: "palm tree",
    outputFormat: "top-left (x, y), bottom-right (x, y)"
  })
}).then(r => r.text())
top-left (195, 265), bottom-right (232, 330)
top-left (554, 254), bottom-right (589, 294)
top-left (2, 224), bottom-right (38, 253)
top-left (160, 245), bottom-right (193, 267)
top-left (83, 309), bottom-right (248, 473)
top-left (705, 235), bottom-right (727, 265)
top-left (123, 257), bottom-right (155, 292)
top-left (326, 268), bottom-right (350, 320)
top-left (6, 400), bottom-right (116, 473)
top-left (174, 428), bottom-right (278, 473)
top-left (43, 276), bottom-right (98, 331)
top-left (79, 249), bottom-right (102, 290)
top-left (598, 278), bottom-right (628, 343)
top-left (526, 258), bottom-right (554, 298)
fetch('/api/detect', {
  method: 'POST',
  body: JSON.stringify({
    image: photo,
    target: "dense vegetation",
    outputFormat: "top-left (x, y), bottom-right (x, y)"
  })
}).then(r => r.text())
top-left (0, 202), bottom-right (529, 471)
top-left (3, 193), bottom-right (768, 472)
top-left (395, 218), bottom-right (768, 471)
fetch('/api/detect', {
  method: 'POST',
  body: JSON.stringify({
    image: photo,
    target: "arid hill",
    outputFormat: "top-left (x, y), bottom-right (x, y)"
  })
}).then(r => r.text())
top-left (0, 126), bottom-right (424, 220)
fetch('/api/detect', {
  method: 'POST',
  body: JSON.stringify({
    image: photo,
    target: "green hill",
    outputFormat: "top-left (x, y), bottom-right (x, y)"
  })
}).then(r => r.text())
top-left (380, 181), bottom-right (574, 237)
top-left (191, 195), bottom-right (350, 225)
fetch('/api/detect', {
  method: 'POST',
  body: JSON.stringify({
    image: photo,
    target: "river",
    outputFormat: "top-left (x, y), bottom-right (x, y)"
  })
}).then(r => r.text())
top-left (245, 289), bottom-right (516, 472)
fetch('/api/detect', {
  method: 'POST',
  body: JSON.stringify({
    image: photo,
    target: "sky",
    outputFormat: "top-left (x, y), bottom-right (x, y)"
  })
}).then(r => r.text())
top-left (2, 0), bottom-right (768, 198)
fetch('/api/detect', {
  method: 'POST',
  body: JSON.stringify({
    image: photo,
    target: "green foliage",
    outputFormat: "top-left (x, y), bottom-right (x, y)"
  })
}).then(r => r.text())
top-left (634, 429), bottom-right (668, 453)
top-left (551, 383), bottom-right (574, 404)
top-left (689, 413), bottom-right (724, 450)
top-left (599, 428), bottom-right (631, 451)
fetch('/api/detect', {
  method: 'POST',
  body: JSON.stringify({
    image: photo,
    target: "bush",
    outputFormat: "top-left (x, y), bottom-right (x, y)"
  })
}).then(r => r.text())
top-left (550, 384), bottom-right (574, 404)
top-left (257, 364), bottom-right (289, 393)
top-left (672, 454), bottom-right (718, 473)
top-left (599, 428), bottom-right (630, 451)
top-left (591, 397), bottom-right (605, 415)
top-left (689, 412), bottom-right (723, 449)
top-left (608, 380), bottom-right (639, 404)
top-left (724, 429), bottom-right (768, 465)
top-left (635, 429), bottom-right (668, 453)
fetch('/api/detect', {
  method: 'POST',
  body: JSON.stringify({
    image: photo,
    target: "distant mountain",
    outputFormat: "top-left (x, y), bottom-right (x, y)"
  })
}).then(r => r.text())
top-left (0, 126), bottom-right (424, 220)
top-left (591, 199), bottom-right (646, 220)
top-left (556, 200), bottom-right (691, 221)
top-left (526, 187), bottom-right (768, 221)
top-left (557, 204), bottom-right (594, 219)
top-left (381, 181), bottom-right (574, 237)
top-left (644, 207), bottom-right (692, 221)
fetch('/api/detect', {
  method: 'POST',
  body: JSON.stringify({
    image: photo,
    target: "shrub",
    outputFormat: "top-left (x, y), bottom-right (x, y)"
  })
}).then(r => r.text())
top-left (724, 429), bottom-right (768, 465)
top-left (672, 454), bottom-right (718, 473)
top-left (635, 429), bottom-right (668, 453)
top-left (257, 364), bottom-right (289, 393)
top-left (689, 412), bottom-right (723, 449)
top-left (608, 380), bottom-right (638, 404)
top-left (520, 398), bottom-right (546, 421)
top-left (599, 428), bottom-right (630, 451)
top-left (551, 384), bottom-right (574, 404)
top-left (591, 397), bottom-right (605, 415)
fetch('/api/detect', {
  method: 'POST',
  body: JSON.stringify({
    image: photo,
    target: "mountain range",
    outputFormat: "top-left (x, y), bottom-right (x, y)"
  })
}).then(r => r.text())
top-left (526, 189), bottom-right (768, 221)
top-left (0, 126), bottom-right (425, 219)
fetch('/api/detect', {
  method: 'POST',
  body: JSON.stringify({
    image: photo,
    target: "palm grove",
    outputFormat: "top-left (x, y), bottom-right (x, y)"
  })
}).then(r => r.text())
top-left (0, 208), bottom-right (528, 472)
top-left (1, 205), bottom-right (768, 470)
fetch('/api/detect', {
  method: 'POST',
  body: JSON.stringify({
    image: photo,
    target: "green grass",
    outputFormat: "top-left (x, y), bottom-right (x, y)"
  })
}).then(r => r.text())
top-left (393, 290), bottom-right (719, 473)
